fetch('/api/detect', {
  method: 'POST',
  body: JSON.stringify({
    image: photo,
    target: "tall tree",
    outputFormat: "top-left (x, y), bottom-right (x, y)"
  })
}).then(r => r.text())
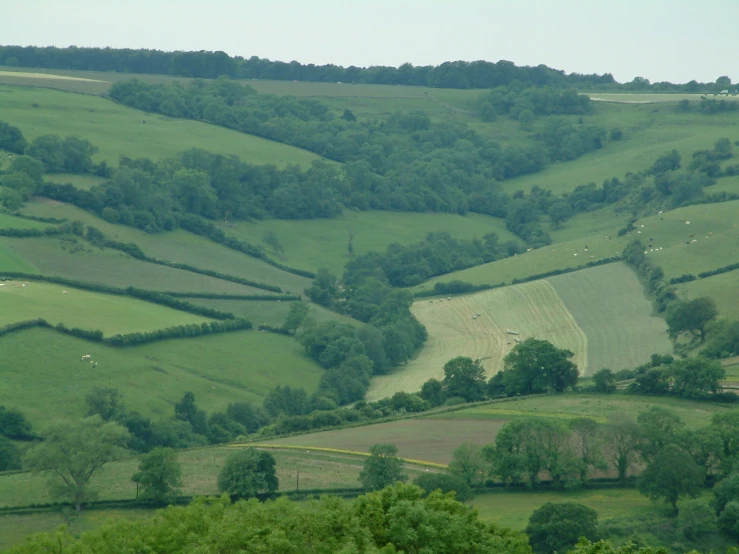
top-left (359, 443), bottom-right (407, 491)
top-left (131, 447), bottom-right (183, 505)
top-left (569, 418), bottom-right (606, 484)
top-left (84, 387), bottom-right (125, 421)
top-left (23, 416), bottom-right (129, 510)
top-left (501, 338), bottom-right (579, 395)
top-left (442, 356), bottom-right (487, 402)
top-left (448, 443), bottom-right (487, 487)
top-left (603, 414), bottom-right (641, 485)
top-left (217, 448), bottom-right (278, 498)
top-left (526, 502), bottom-right (599, 554)
top-left (665, 297), bottom-right (718, 343)
top-left (638, 445), bottom-right (704, 512)
top-left (669, 357), bottom-right (725, 397)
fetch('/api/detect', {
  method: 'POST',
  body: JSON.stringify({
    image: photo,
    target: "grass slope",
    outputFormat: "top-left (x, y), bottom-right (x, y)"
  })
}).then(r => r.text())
top-left (0, 85), bottom-right (322, 168)
top-left (0, 280), bottom-right (208, 335)
top-left (548, 263), bottom-right (672, 372)
top-left (227, 211), bottom-right (520, 274)
top-left (20, 200), bottom-right (312, 293)
top-left (368, 280), bottom-right (587, 401)
top-left (0, 327), bottom-right (323, 425)
top-left (677, 271), bottom-right (739, 320)
top-left (0, 241), bottom-right (37, 273)
top-left (0, 213), bottom-right (49, 230)
top-left (191, 299), bottom-right (357, 328)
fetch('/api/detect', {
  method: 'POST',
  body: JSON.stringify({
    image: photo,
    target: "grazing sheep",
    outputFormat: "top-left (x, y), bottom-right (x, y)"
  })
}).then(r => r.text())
top-left (62, 290), bottom-right (68, 294)
top-left (447, 297), bottom-right (452, 300)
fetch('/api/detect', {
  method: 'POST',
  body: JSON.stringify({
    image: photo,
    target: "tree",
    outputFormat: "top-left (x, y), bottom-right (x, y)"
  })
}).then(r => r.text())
top-left (174, 392), bottom-right (209, 437)
top-left (592, 368), bottom-right (617, 393)
top-left (636, 407), bottom-right (684, 462)
top-left (604, 414), bottom-right (641, 485)
top-left (518, 109), bottom-right (535, 131)
top-left (665, 297), bottom-right (718, 343)
top-left (420, 378), bottom-right (445, 407)
top-left (449, 442), bottom-right (487, 487)
top-left (669, 357), bottom-right (725, 397)
top-left (676, 499), bottom-right (717, 541)
top-left (638, 444), bottom-right (704, 512)
top-left (23, 416), bottom-right (130, 510)
top-left (649, 149), bottom-right (681, 174)
top-left (61, 136), bottom-right (99, 173)
top-left (501, 338), bottom-right (579, 395)
top-left (0, 406), bottom-right (34, 440)
top-left (442, 356), bottom-right (487, 402)
top-left (217, 448), bottom-right (278, 498)
top-left (24, 134), bottom-right (65, 171)
top-left (718, 500), bottom-right (739, 538)
top-left (262, 230), bottom-right (284, 254)
top-left (713, 473), bottom-right (739, 514)
top-left (570, 418), bottom-right (606, 485)
top-left (225, 402), bottom-right (269, 434)
top-left (0, 121), bottom-right (27, 153)
top-left (413, 472), bottom-right (473, 501)
top-left (281, 301), bottom-right (309, 334)
top-left (84, 387), bottom-right (125, 421)
top-left (359, 443), bottom-right (407, 491)
top-left (303, 268), bottom-right (338, 307)
top-left (131, 447), bottom-right (183, 505)
top-left (525, 502), bottom-right (599, 554)
top-left (548, 201), bottom-right (573, 229)
top-left (8, 155), bottom-right (44, 184)
top-left (0, 437), bottom-right (21, 471)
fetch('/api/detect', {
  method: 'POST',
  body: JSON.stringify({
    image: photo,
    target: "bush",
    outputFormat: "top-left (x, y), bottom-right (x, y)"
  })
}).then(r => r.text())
top-left (718, 500), bottom-right (739, 538)
top-left (676, 499), bottom-right (717, 540)
top-left (526, 502), bottom-right (599, 554)
top-left (413, 472), bottom-right (473, 501)
top-left (217, 448), bottom-right (278, 499)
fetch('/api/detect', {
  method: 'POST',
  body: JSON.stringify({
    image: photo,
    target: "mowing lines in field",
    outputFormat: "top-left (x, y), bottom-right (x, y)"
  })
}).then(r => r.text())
top-left (547, 263), bottom-right (672, 373)
top-left (366, 280), bottom-right (587, 400)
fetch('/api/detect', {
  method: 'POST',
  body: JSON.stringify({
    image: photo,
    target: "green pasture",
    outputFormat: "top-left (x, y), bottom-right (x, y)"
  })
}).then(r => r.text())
top-left (0, 236), bottom-right (269, 295)
top-left (227, 210), bottom-right (520, 274)
top-left (0, 327), bottom-right (323, 425)
top-left (0, 213), bottom-right (48, 230)
top-left (677, 271), bottom-right (739, 320)
top-left (0, 280), bottom-right (208, 334)
top-left (258, 419), bottom-right (505, 465)
top-left (0, 241), bottom-right (36, 273)
top-left (433, 394), bottom-right (734, 428)
top-left (19, 200), bottom-right (311, 294)
top-left (502, 103), bottom-right (739, 196)
top-left (0, 85), bottom-right (322, 168)
top-left (548, 263), bottom-right (672, 371)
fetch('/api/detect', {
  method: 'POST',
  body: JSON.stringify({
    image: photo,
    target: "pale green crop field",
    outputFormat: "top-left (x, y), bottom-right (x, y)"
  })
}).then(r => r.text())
top-left (677, 270), bottom-right (739, 320)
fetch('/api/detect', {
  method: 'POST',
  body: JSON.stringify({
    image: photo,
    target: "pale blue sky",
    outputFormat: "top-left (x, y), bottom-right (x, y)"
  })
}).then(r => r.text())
top-left (2, 0), bottom-right (737, 84)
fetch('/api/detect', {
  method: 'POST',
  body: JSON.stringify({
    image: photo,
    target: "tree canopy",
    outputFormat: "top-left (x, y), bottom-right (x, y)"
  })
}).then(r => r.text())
top-left (359, 444), bottom-right (408, 491)
top-left (217, 448), bottom-right (279, 499)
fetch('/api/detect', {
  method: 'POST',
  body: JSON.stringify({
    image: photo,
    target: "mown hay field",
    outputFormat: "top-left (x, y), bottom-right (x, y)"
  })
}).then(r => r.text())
top-left (0, 85), bottom-right (322, 168)
top-left (0, 280), bottom-right (209, 334)
top-left (19, 200), bottom-right (311, 294)
top-left (0, 327), bottom-right (323, 425)
top-left (433, 394), bottom-right (733, 428)
top-left (371, 263), bottom-right (670, 400)
top-left (227, 210), bottom-right (521, 274)
top-left (368, 280), bottom-right (586, 401)
top-left (256, 419), bottom-right (504, 465)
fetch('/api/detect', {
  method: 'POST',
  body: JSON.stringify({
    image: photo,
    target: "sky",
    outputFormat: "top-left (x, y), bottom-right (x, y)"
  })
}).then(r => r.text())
top-left (2, 0), bottom-right (737, 84)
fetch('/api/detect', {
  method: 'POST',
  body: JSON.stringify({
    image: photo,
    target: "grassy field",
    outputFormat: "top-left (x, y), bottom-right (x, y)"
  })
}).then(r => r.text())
top-left (0, 85), bottom-right (322, 168)
top-left (371, 263), bottom-right (670, 400)
top-left (0, 242), bottom-right (37, 273)
top-left (434, 394), bottom-right (733, 428)
top-left (190, 299), bottom-right (357, 328)
top-left (677, 270), bottom-right (739, 320)
top-left (0, 327), bottom-right (323, 425)
top-left (226, 210), bottom-right (521, 274)
top-left (257, 419), bottom-right (503, 465)
top-left (417, 200), bottom-right (739, 290)
top-left (548, 263), bottom-right (672, 372)
top-left (0, 213), bottom-right (49, 230)
top-left (0, 237), bottom-right (270, 295)
top-left (0, 280), bottom-right (208, 334)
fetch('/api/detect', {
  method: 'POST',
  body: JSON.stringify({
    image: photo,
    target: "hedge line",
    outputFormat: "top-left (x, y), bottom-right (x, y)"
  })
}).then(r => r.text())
top-left (86, 226), bottom-right (284, 293)
top-left (0, 273), bottom-right (236, 320)
top-left (0, 319), bottom-right (47, 338)
top-left (257, 324), bottom-right (293, 336)
top-left (106, 318), bottom-right (252, 346)
top-left (698, 261), bottom-right (739, 279)
top-left (511, 256), bottom-right (620, 284)
top-left (0, 209), bottom-right (67, 224)
top-left (669, 274), bottom-right (697, 284)
top-left (0, 225), bottom-right (68, 237)
top-left (167, 292), bottom-right (300, 301)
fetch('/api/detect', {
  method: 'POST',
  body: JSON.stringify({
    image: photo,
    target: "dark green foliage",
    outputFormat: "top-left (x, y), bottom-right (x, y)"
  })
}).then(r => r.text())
top-left (592, 368), bottom-right (617, 393)
top-left (638, 445), bottom-right (704, 512)
top-left (604, 415), bottom-right (641, 484)
top-left (676, 500), bottom-right (717, 540)
top-left (24, 135), bottom-right (98, 173)
top-left (304, 268), bottom-right (338, 307)
top-left (413, 472), bottom-right (473, 501)
top-left (174, 392), bottom-right (209, 437)
top-left (281, 302), bottom-right (309, 333)
top-left (85, 387), bottom-right (125, 421)
top-left (636, 407), bottom-right (684, 463)
top-left (262, 386), bottom-right (311, 418)
top-left (131, 447), bottom-right (183, 505)
top-left (649, 149), bottom-right (681, 174)
top-left (0, 121), bottom-right (27, 153)
top-left (666, 297), bottom-right (718, 342)
top-left (702, 319), bottom-right (739, 359)
top-left (497, 338), bottom-right (579, 395)
top-left (0, 405), bottom-right (34, 440)
top-left (225, 402), bottom-right (269, 434)
top-left (420, 378), bottom-right (445, 407)
top-left (359, 443), bottom-right (407, 491)
top-left (217, 448), bottom-right (278, 498)
top-left (718, 501), bottom-right (739, 538)
top-left (713, 474), bottom-right (739, 514)
top-left (525, 502), bottom-right (599, 554)
top-left (669, 357), bottom-right (725, 397)
top-left (442, 357), bottom-right (487, 402)
top-left (621, 240), bottom-right (676, 312)
top-left (8, 155), bottom-right (44, 184)
top-left (0, 437), bottom-right (21, 471)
